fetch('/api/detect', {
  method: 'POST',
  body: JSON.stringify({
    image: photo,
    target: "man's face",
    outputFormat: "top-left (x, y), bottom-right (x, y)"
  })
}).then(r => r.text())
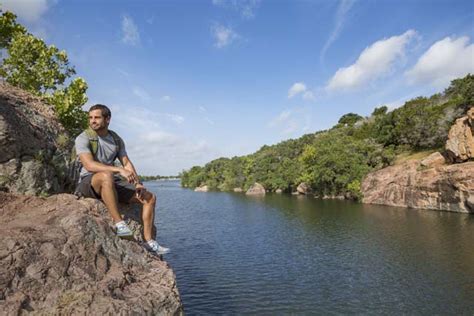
top-left (89, 109), bottom-right (110, 131)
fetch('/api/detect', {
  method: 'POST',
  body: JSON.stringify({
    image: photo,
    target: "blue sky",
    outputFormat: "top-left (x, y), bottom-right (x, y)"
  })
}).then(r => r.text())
top-left (3, 0), bottom-right (474, 175)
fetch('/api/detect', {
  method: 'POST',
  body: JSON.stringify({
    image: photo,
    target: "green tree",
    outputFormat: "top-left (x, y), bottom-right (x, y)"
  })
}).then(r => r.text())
top-left (0, 10), bottom-right (26, 49)
top-left (0, 11), bottom-right (88, 136)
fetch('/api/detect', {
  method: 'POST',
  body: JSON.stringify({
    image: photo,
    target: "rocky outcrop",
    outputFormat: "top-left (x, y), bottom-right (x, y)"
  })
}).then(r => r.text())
top-left (361, 159), bottom-right (474, 213)
top-left (275, 188), bottom-right (283, 194)
top-left (233, 188), bottom-right (243, 193)
top-left (296, 182), bottom-right (311, 195)
top-left (246, 183), bottom-right (266, 195)
top-left (420, 152), bottom-right (447, 168)
top-left (445, 107), bottom-right (474, 162)
top-left (0, 192), bottom-right (183, 315)
top-left (194, 185), bottom-right (209, 192)
top-left (0, 82), bottom-right (68, 195)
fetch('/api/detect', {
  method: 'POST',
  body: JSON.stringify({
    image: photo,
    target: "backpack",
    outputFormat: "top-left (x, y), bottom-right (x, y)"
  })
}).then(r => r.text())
top-left (69, 128), bottom-right (122, 195)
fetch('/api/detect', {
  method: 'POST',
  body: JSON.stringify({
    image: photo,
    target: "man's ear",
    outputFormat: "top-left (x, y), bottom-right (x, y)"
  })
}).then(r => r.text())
top-left (106, 117), bottom-right (111, 125)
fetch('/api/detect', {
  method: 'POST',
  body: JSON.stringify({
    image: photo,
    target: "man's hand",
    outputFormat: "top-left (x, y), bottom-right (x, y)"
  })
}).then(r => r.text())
top-left (119, 168), bottom-right (138, 184)
top-left (135, 183), bottom-right (146, 200)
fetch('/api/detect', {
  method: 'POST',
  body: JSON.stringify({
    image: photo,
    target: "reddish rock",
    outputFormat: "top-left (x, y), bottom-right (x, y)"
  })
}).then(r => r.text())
top-left (420, 152), bottom-right (446, 168)
top-left (194, 184), bottom-right (209, 192)
top-left (445, 107), bottom-right (474, 162)
top-left (246, 183), bottom-right (266, 195)
top-left (0, 193), bottom-right (183, 314)
top-left (361, 160), bottom-right (474, 213)
top-left (0, 82), bottom-right (68, 195)
top-left (296, 182), bottom-right (311, 195)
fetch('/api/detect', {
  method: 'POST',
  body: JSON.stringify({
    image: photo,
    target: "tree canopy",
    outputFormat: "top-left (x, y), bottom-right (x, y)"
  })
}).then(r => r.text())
top-left (181, 74), bottom-right (473, 200)
top-left (0, 10), bottom-right (88, 136)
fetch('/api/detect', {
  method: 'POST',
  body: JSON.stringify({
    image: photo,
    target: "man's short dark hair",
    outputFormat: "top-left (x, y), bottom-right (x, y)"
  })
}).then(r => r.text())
top-left (89, 104), bottom-right (112, 119)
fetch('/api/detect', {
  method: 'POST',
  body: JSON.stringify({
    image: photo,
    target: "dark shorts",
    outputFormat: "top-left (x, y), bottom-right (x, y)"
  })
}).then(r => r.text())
top-left (76, 174), bottom-right (136, 203)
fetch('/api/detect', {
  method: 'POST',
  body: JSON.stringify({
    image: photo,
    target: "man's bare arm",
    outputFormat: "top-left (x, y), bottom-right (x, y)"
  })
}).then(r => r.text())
top-left (120, 155), bottom-right (140, 184)
top-left (79, 152), bottom-right (137, 183)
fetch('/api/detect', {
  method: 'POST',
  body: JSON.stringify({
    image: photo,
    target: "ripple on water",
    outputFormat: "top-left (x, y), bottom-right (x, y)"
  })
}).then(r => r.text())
top-left (149, 181), bottom-right (474, 315)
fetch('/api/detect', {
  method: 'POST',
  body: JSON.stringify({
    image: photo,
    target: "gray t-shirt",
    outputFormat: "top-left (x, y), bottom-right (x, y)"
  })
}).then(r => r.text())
top-left (74, 130), bottom-right (127, 179)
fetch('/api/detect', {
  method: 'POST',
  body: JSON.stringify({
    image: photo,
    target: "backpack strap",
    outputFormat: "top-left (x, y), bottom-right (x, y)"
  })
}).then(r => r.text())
top-left (108, 130), bottom-right (123, 162)
top-left (85, 128), bottom-right (99, 157)
top-left (82, 128), bottom-right (123, 161)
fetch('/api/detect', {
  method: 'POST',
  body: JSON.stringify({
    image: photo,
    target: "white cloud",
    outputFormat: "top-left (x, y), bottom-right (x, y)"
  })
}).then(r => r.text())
top-left (121, 15), bottom-right (140, 46)
top-left (326, 30), bottom-right (417, 91)
top-left (132, 86), bottom-right (150, 101)
top-left (198, 106), bottom-right (207, 112)
top-left (211, 23), bottom-right (239, 48)
top-left (166, 114), bottom-right (185, 124)
top-left (109, 105), bottom-right (215, 175)
top-left (161, 95), bottom-right (171, 102)
top-left (288, 82), bottom-right (316, 100)
top-left (269, 110), bottom-right (292, 127)
top-left (288, 82), bottom-right (307, 98)
top-left (2, 0), bottom-right (52, 23)
top-left (405, 36), bottom-right (474, 88)
top-left (320, 0), bottom-right (356, 64)
top-left (116, 68), bottom-right (130, 77)
top-left (303, 91), bottom-right (315, 101)
top-left (212, 0), bottom-right (261, 19)
top-left (268, 108), bottom-right (312, 136)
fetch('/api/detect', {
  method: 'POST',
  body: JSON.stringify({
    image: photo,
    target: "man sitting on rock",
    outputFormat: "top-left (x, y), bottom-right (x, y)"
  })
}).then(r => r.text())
top-left (74, 104), bottom-right (170, 255)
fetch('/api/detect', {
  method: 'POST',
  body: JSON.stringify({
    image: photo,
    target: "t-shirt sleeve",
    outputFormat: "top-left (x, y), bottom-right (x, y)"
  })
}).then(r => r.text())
top-left (117, 136), bottom-right (128, 158)
top-left (75, 133), bottom-right (91, 155)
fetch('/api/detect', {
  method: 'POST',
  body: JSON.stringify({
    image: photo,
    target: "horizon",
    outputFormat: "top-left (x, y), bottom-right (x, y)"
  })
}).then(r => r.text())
top-left (2, 0), bottom-right (474, 175)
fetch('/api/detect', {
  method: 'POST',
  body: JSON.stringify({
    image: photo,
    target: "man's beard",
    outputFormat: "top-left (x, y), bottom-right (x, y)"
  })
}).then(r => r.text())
top-left (90, 123), bottom-right (107, 131)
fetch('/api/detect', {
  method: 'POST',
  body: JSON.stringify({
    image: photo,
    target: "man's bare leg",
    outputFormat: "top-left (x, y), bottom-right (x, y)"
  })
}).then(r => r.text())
top-left (130, 191), bottom-right (156, 241)
top-left (91, 171), bottom-right (122, 223)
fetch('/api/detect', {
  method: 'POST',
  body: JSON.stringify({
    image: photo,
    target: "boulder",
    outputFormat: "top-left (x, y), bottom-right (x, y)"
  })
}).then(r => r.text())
top-left (194, 185), bottom-right (209, 192)
top-left (0, 192), bottom-right (183, 314)
top-left (233, 187), bottom-right (243, 193)
top-left (296, 182), bottom-right (311, 195)
top-left (0, 82), bottom-right (69, 195)
top-left (361, 159), bottom-right (474, 213)
top-left (246, 183), bottom-right (266, 196)
top-left (420, 152), bottom-right (446, 168)
top-left (445, 107), bottom-right (474, 163)
top-left (275, 188), bottom-right (283, 194)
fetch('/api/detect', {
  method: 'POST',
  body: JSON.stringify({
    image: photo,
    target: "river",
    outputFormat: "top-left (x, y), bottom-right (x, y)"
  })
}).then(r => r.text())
top-left (147, 180), bottom-right (474, 314)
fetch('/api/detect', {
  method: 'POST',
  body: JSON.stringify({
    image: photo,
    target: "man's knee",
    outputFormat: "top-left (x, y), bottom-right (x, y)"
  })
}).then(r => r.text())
top-left (92, 171), bottom-right (115, 188)
top-left (144, 192), bottom-right (156, 204)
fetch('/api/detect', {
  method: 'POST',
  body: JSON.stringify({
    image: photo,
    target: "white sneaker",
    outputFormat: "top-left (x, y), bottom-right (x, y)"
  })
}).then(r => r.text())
top-left (145, 240), bottom-right (170, 255)
top-left (116, 221), bottom-right (133, 239)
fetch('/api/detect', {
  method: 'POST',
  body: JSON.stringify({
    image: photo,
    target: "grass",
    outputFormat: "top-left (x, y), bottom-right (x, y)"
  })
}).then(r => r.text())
top-left (393, 149), bottom-right (439, 165)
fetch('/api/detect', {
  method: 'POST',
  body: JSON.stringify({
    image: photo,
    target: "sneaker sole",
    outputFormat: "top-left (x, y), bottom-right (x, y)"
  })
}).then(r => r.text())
top-left (117, 233), bottom-right (135, 240)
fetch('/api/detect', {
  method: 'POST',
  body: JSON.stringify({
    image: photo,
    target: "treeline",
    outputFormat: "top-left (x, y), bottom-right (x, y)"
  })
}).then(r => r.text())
top-left (181, 75), bottom-right (474, 199)
top-left (139, 175), bottom-right (180, 181)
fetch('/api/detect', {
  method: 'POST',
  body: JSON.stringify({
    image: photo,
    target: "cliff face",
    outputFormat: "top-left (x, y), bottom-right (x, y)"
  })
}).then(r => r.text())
top-left (0, 83), bottom-right (183, 314)
top-left (361, 159), bottom-right (474, 213)
top-left (0, 192), bottom-right (183, 314)
top-left (0, 82), bottom-right (68, 195)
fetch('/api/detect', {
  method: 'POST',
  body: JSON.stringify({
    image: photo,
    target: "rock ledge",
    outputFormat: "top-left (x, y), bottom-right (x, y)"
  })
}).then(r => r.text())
top-left (0, 192), bottom-right (183, 315)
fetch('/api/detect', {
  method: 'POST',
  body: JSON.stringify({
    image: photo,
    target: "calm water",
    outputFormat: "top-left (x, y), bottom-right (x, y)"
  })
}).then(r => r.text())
top-left (148, 180), bottom-right (474, 315)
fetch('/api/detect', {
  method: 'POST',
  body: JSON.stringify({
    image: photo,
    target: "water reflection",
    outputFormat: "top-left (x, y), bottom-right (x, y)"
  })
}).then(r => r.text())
top-left (149, 181), bottom-right (474, 314)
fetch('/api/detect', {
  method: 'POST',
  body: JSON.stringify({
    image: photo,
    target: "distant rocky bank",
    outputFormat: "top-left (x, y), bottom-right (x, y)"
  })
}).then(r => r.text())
top-left (0, 82), bottom-right (183, 314)
top-left (361, 107), bottom-right (474, 213)
top-left (362, 156), bottom-right (474, 213)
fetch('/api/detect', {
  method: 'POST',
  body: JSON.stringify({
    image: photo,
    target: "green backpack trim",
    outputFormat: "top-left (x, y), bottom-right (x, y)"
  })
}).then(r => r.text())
top-left (71, 128), bottom-right (123, 162)
top-left (69, 128), bottom-right (123, 194)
